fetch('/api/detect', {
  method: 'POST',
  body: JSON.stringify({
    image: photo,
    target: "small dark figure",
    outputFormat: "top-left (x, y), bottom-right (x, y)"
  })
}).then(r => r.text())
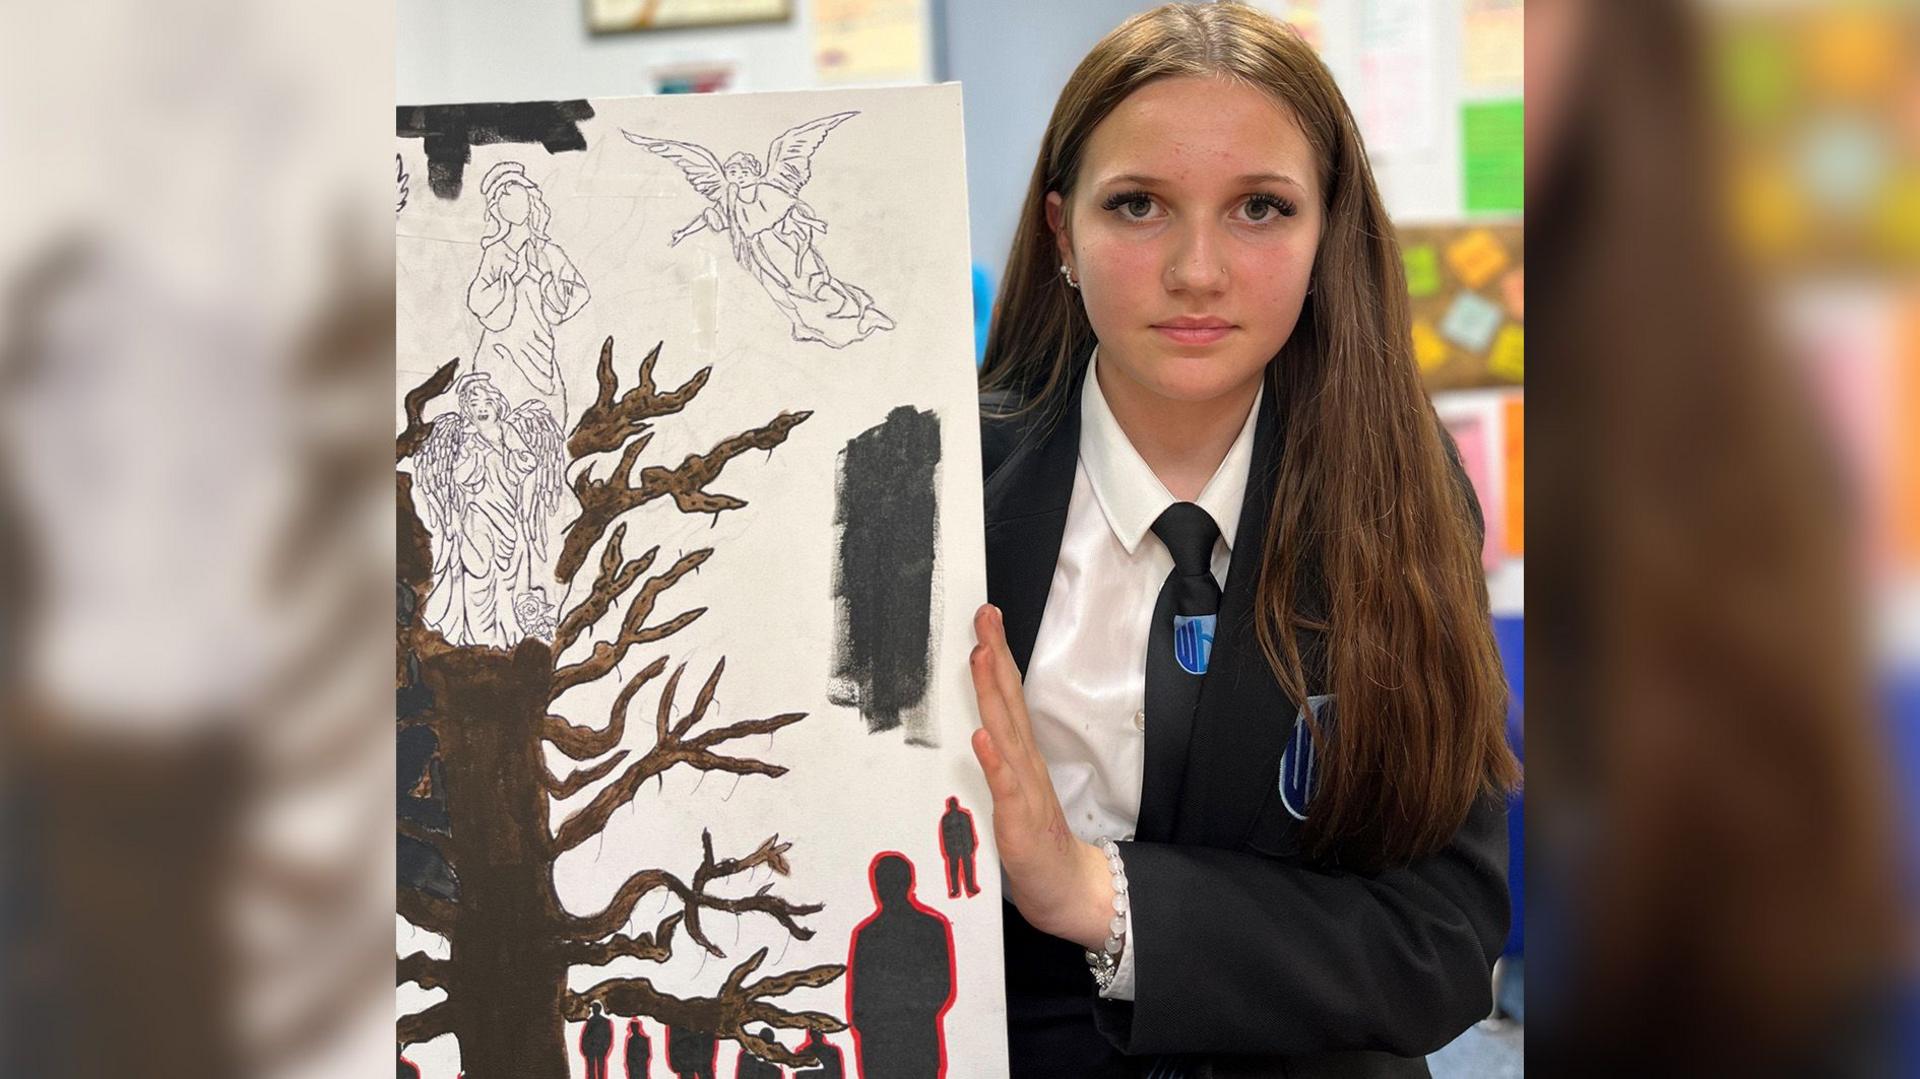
top-left (793, 1029), bottom-right (846, 1079)
top-left (937, 796), bottom-right (980, 898)
top-left (734, 1025), bottom-right (784, 1079)
top-left (847, 852), bottom-right (955, 1079)
top-left (580, 1001), bottom-right (615, 1079)
top-left (398, 1045), bottom-right (420, 1079)
top-left (624, 1018), bottom-right (652, 1079)
top-left (665, 1022), bottom-right (717, 1079)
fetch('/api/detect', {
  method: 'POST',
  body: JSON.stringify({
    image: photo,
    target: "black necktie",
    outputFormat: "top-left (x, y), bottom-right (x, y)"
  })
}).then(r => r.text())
top-left (1138, 502), bottom-right (1222, 841)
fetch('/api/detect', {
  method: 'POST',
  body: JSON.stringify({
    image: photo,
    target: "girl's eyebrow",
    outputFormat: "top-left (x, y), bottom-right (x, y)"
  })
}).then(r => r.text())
top-left (1093, 171), bottom-right (1308, 192)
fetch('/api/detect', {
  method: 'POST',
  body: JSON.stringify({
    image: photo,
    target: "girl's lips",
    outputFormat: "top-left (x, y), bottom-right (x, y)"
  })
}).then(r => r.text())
top-left (1152, 323), bottom-right (1234, 345)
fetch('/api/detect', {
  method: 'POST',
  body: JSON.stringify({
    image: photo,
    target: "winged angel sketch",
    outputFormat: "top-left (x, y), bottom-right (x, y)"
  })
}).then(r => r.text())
top-left (626, 112), bottom-right (896, 349)
top-left (414, 372), bottom-right (566, 647)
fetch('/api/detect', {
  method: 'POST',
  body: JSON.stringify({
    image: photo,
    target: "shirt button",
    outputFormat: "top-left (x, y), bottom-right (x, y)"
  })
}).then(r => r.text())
top-left (1133, 709), bottom-right (1146, 731)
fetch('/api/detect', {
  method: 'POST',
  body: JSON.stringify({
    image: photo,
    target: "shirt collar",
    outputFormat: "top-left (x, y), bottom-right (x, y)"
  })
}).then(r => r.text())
top-left (1078, 347), bottom-right (1263, 557)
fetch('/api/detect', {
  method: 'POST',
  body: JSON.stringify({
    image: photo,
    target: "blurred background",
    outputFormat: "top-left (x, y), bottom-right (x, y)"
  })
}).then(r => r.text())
top-left (0, 1), bottom-right (1913, 1076)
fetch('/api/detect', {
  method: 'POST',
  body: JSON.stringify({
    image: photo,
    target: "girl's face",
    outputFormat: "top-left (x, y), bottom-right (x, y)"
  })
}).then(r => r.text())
top-left (496, 184), bottom-right (531, 226)
top-left (1049, 75), bottom-right (1323, 413)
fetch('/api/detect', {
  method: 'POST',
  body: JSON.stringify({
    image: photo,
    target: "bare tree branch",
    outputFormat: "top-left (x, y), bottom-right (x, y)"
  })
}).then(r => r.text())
top-left (553, 523), bottom-right (657, 657)
top-left (550, 550), bottom-right (710, 699)
top-left (563, 868), bottom-right (681, 943)
top-left (567, 337), bottom-right (712, 459)
top-left (397, 999), bottom-right (455, 1048)
top-left (563, 833), bottom-right (821, 955)
top-left (638, 411), bottom-right (813, 516)
top-left (396, 359), bottom-right (459, 462)
top-left (564, 911), bottom-right (683, 968)
top-left (397, 951), bottom-right (448, 990)
top-left (556, 410), bottom-right (811, 583)
top-left (566, 953), bottom-right (846, 1068)
top-left (552, 660), bottom-right (806, 853)
top-left (543, 655), bottom-right (665, 764)
top-left (543, 748), bottom-right (629, 799)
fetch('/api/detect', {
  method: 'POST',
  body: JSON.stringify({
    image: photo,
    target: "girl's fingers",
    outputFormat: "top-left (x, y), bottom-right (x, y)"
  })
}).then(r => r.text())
top-left (974, 605), bottom-right (1035, 756)
top-left (971, 727), bottom-right (1022, 804)
top-left (969, 643), bottom-right (1024, 765)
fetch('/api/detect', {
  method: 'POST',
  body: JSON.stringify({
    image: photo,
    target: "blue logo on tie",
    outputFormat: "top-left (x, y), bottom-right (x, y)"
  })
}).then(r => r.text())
top-left (1172, 614), bottom-right (1215, 675)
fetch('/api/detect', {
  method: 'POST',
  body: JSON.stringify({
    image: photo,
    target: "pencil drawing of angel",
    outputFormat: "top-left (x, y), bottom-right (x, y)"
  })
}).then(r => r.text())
top-left (625, 112), bottom-right (896, 349)
top-left (468, 162), bottom-right (590, 424)
top-left (414, 372), bottom-right (566, 648)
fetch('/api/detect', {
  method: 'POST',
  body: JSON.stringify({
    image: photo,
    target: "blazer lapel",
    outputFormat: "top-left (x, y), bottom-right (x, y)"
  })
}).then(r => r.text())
top-left (982, 403), bottom-right (1080, 675)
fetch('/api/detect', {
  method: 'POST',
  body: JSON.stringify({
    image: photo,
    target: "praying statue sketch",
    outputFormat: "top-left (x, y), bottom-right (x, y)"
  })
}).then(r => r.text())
top-left (624, 112), bottom-right (896, 349)
top-left (468, 162), bottom-right (591, 422)
top-left (413, 371), bottom-right (567, 647)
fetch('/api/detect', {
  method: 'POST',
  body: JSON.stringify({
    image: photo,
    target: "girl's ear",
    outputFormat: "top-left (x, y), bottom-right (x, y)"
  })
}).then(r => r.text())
top-left (1044, 191), bottom-right (1073, 271)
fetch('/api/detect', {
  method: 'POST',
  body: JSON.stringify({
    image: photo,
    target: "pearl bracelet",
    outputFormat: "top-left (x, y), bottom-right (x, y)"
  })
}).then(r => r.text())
top-left (1085, 838), bottom-right (1129, 992)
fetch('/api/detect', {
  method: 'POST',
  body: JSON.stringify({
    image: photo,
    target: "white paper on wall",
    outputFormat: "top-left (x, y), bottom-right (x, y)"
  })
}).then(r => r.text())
top-left (394, 84), bottom-right (1003, 1079)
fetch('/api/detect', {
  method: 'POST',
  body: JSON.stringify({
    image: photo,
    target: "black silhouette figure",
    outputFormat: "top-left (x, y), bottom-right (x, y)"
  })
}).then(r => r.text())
top-left (398, 1045), bottom-right (420, 1079)
top-left (847, 852), bottom-right (955, 1079)
top-left (937, 796), bottom-right (980, 898)
top-left (794, 1029), bottom-right (846, 1079)
top-left (624, 1018), bottom-right (651, 1079)
top-left (735, 1025), bottom-right (784, 1079)
top-left (665, 1022), bottom-right (717, 1079)
top-left (580, 1001), bottom-right (615, 1079)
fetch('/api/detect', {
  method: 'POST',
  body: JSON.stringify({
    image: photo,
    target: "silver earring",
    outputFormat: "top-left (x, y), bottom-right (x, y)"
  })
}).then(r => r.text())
top-left (1059, 263), bottom-right (1080, 290)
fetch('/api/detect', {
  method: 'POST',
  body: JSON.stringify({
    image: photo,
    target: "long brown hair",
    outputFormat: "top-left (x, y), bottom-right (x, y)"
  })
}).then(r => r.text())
top-left (982, 1), bottom-right (1519, 867)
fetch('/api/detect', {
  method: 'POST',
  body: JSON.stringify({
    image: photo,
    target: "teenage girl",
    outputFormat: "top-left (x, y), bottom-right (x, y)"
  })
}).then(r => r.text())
top-left (964, 5), bottom-right (1520, 1076)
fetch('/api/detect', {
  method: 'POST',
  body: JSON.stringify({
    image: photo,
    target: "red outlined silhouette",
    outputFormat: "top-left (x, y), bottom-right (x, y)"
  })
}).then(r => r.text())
top-left (624, 1017), bottom-right (651, 1079)
top-left (397, 1046), bottom-right (421, 1079)
top-left (664, 1022), bottom-right (717, 1079)
top-left (845, 850), bottom-right (956, 1079)
top-left (733, 1025), bottom-right (785, 1078)
top-left (795, 1028), bottom-right (847, 1078)
top-left (937, 795), bottom-right (980, 898)
top-left (579, 1000), bottom-right (615, 1079)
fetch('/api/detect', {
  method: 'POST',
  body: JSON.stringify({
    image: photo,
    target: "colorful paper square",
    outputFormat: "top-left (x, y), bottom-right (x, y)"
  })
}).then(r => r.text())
top-left (1404, 244), bottom-right (1441, 297)
top-left (1500, 267), bottom-right (1524, 320)
top-left (1412, 318), bottom-right (1447, 370)
top-left (1462, 100), bottom-right (1525, 214)
top-left (1488, 324), bottom-right (1524, 381)
top-left (1445, 229), bottom-right (1509, 289)
top-left (1439, 291), bottom-right (1503, 354)
top-left (1503, 396), bottom-right (1524, 556)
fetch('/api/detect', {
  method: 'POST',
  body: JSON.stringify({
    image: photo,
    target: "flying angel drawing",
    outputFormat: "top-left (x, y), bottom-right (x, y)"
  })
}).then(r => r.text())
top-left (624, 112), bottom-right (896, 349)
top-left (413, 372), bottom-right (566, 648)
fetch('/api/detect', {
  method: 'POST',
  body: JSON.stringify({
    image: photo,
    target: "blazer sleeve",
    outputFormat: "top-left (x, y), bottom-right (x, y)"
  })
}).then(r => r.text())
top-left (1090, 420), bottom-right (1510, 1057)
top-left (1091, 794), bottom-right (1508, 1058)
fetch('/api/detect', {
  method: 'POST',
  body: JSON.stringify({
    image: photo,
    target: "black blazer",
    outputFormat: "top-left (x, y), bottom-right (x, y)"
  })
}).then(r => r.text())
top-left (982, 383), bottom-right (1509, 1079)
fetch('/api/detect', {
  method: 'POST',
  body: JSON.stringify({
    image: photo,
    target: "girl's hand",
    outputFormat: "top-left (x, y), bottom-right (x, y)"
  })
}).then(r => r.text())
top-left (969, 603), bottom-right (1116, 951)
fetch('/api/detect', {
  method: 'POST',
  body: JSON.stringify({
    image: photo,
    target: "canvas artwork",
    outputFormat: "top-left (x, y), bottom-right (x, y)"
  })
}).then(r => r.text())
top-left (395, 84), bottom-right (1002, 1079)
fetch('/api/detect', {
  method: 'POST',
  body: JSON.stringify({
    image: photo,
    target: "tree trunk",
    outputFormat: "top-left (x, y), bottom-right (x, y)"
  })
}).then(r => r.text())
top-left (428, 636), bottom-right (575, 1079)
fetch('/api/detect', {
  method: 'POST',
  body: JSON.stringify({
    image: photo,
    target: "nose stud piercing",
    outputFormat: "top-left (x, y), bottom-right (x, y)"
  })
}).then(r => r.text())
top-left (1059, 263), bottom-right (1080, 290)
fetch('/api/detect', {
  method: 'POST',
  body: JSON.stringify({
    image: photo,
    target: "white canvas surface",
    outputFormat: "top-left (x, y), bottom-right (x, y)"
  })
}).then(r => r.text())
top-left (395, 83), bottom-right (1002, 1079)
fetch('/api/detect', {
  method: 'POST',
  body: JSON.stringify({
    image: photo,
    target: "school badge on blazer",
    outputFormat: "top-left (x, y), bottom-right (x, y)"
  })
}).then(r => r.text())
top-left (1172, 613), bottom-right (1216, 674)
top-left (1280, 694), bottom-right (1336, 820)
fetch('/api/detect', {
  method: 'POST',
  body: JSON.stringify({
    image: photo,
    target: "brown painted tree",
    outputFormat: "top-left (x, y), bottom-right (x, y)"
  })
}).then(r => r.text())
top-left (396, 338), bottom-right (840, 1077)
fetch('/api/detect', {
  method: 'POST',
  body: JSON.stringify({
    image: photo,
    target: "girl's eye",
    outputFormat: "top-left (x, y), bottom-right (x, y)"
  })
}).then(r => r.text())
top-left (1101, 191), bottom-right (1157, 220)
top-left (1242, 194), bottom-right (1298, 222)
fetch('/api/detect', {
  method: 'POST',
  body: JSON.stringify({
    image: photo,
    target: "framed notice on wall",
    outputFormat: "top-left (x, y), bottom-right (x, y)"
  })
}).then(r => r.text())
top-left (588, 0), bottom-right (791, 34)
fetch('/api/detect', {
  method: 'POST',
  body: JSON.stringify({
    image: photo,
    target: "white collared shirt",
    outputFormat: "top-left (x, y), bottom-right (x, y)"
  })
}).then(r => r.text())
top-left (1021, 349), bottom-right (1262, 1000)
